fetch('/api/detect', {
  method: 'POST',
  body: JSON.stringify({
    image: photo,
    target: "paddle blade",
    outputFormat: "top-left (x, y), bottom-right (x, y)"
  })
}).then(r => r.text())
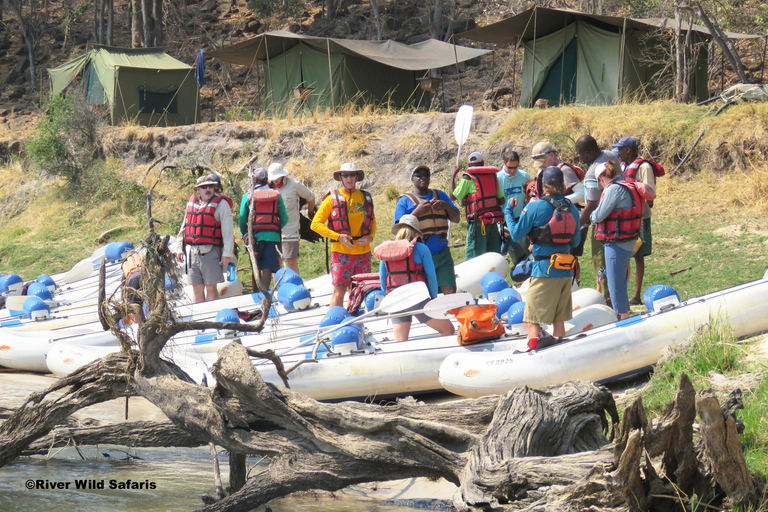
top-left (423, 292), bottom-right (475, 319)
top-left (454, 104), bottom-right (474, 147)
top-left (378, 281), bottom-right (430, 314)
top-left (62, 257), bottom-right (94, 285)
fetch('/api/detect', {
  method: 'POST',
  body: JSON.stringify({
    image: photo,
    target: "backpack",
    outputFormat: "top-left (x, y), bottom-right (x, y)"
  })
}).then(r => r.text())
top-left (528, 196), bottom-right (577, 247)
top-left (448, 304), bottom-right (506, 345)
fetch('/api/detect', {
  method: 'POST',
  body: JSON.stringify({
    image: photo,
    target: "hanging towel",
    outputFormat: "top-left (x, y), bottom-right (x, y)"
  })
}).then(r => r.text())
top-left (194, 49), bottom-right (205, 88)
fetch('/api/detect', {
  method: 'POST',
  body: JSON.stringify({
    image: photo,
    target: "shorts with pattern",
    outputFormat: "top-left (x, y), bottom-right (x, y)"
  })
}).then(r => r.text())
top-left (331, 251), bottom-right (371, 288)
top-left (523, 276), bottom-right (573, 325)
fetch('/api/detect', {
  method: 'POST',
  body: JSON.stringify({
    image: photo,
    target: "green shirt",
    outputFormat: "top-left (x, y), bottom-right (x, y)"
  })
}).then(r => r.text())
top-left (239, 189), bottom-right (289, 243)
top-left (452, 174), bottom-right (505, 203)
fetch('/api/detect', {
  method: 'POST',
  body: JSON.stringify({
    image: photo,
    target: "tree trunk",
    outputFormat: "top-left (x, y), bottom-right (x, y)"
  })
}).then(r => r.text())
top-left (369, 0), bottom-right (381, 41)
top-left (131, 0), bottom-right (141, 47)
top-left (106, 0), bottom-right (113, 45)
top-left (674, 0), bottom-right (684, 101)
top-left (152, 0), bottom-right (162, 47)
top-left (429, 0), bottom-right (442, 41)
top-left (141, 0), bottom-right (151, 47)
top-left (694, 0), bottom-right (749, 83)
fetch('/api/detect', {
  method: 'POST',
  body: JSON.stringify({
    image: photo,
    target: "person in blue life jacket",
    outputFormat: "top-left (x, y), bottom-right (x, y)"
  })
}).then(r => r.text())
top-left (373, 215), bottom-right (455, 342)
top-left (508, 166), bottom-right (581, 349)
top-left (394, 165), bottom-right (461, 294)
top-left (239, 167), bottom-right (289, 290)
top-left (497, 148), bottom-right (530, 264)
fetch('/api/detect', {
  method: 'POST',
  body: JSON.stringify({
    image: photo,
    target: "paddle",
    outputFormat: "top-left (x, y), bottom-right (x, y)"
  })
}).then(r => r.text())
top-left (423, 292), bottom-right (474, 319)
top-left (61, 257), bottom-right (95, 285)
top-left (454, 104), bottom-right (474, 166)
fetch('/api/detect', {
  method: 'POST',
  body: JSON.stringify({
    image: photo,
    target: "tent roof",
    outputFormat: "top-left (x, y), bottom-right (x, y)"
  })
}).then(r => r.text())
top-left (207, 30), bottom-right (491, 70)
top-left (457, 7), bottom-right (762, 45)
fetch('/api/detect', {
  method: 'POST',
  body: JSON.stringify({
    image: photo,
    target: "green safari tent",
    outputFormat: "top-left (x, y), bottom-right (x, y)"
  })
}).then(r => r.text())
top-left (458, 7), bottom-right (761, 107)
top-left (47, 45), bottom-right (199, 126)
top-left (208, 31), bottom-right (491, 114)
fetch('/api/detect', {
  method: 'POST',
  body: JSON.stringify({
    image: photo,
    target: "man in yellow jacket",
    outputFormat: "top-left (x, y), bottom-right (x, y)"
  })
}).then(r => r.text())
top-left (311, 163), bottom-right (377, 308)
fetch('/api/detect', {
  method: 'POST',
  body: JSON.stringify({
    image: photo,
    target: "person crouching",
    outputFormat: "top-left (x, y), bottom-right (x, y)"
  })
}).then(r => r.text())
top-left (508, 166), bottom-right (581, 349)
top-left (373, 214), bottom-right (455, 342)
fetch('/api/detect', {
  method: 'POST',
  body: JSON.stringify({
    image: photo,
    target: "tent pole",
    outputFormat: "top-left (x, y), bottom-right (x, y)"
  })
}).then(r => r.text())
top-left (327, 39), bottom-right (336, 112)
top-left (531, 7), bottom-right (537, 107)
top-left (282, 40), bottom-right (291, 112)
top-left (761, 35), bottom-right (767, 84)
top-left (559, 16), bottom-right (567, 105)
top-left (266, 48), bottom-right (276, 118)
top-left (452, 35), bottom-right (463, 103)
top-left (617, 17), bottom-right (627, 104)
top-left (511, 43), bottom-right (517, 105)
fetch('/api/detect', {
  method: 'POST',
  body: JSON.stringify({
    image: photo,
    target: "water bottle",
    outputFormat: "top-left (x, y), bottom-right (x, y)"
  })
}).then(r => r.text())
top-left (226, 262), bottom-right (236, 282)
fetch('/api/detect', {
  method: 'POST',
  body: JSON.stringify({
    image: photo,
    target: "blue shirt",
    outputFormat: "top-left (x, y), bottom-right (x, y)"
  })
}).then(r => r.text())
top-left (509, 194), bottom-right (581, 278)
top-left (379, 241), bottom-right (439, 298)
top-left (394, 189), bottom-right (458, 255)
top-left (497, 167), bottom-right (530, 220)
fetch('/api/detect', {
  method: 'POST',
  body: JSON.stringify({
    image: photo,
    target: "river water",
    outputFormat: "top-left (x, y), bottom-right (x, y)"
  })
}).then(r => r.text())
top-left (0, 373), bottom-right (456, 512)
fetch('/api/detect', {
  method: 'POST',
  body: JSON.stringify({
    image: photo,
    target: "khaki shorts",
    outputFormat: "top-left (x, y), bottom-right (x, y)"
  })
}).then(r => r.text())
top-left (523, 276), bottom-right (573, 324)
top-left (188, 246), bottom-right (224, 286)
top-left (282, 240), bottom-right (299, 259)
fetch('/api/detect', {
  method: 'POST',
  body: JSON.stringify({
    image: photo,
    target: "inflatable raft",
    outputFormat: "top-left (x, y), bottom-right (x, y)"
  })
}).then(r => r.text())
top-left (438, 274), bottom-right (768, 398)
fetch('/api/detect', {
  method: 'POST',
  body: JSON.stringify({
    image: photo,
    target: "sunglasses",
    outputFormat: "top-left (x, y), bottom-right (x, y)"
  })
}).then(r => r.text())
top-left (506, 165), bottom-right (519, 170)
top-left (339, 172), bottom-right (358, 178)
top-left (198, 184), bottom-right (215, 190)
top-left (412, 172), bottom-right (430, 178)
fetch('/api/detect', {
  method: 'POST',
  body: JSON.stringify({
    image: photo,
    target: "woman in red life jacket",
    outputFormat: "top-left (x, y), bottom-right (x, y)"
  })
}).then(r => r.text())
top-left (373, 215), bottom-right (455, 342)
top-left (589, 160), bottom-right (645, 319)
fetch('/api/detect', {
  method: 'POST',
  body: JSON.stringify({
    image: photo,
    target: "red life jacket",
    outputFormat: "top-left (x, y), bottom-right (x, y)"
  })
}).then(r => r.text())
top-left (558, 162), bottom-right (585, 195)
top-left (372, 239), bottom-right (427, 292)
top-left (461, 167), bottom-right (503, 224)
top-left (183, 194), bottom-right (224, 246)
top-left (624, 158), bottom-right (665, 182)
top-left (326, 189), bottom-right (374, 237)
top-left (247, 188), bottom-right (282, 234)
top-left (528, 196), bottom-right (577, 247)
top-left (594, 182), bottom-right (645, 242)
top-left (400, 190), bottom-right (450, 240)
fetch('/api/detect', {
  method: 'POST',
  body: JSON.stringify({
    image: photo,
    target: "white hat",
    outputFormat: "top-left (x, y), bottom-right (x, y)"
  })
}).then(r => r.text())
top-left (268, 162), bottom-right (289, 181)
top-left (333, 162), bottom-right (365, 181)
top-left (594, 163), bottom-right (609, 181)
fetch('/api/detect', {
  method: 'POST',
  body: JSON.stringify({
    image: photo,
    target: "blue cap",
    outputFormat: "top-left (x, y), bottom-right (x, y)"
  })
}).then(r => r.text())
top-left (541, 165), bottom-right (564, 185)
top-left (611, 136), bottom-right (639, 149)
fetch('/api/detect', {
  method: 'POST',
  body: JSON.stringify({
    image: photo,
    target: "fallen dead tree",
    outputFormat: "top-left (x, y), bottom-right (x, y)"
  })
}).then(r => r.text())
top-left (0, 228), bottom-right (758, 511)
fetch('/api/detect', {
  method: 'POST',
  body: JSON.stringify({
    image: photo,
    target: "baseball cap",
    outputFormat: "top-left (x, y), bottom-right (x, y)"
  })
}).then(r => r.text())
top-left (531, 141), bottom-right (556, 159)
top-left (253, 168), bottom-right (269, 184)
top-left (411, 165), bottom-right (430, 177)
top-left (611, 136), bottom-right (639, 149)
top-left (195, 174), bottom-right (220, 187)
top-left (541, 165), bottom-right (564, 186)
top-left (468, 151), bottom-right (484, 164)
top-left (594, 163), bottom-right (609, 180)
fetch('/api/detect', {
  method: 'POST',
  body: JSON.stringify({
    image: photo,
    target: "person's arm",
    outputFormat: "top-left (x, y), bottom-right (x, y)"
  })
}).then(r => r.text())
top-left (416, 243), bottom-right (439, 299)
top-left (238, 193), bottom-right (250, 236)
top-left (310, 196), bottom-right (340, 241)
top-left (565, 182), bottom-right (585, 205)
top-left (504, 196), bottom-right (516, 231)
top-left (590, 186), bottom-right (621, 224)
top-left (580, 200), bottom-right (597, 227)
top-left (277, 197), bottom-right (289, 229)
top-left (449, 164), bottom-right (462, 201)
top-left (173, 218), bottom-right (186, 261)
top-left (379, 259), bottom-right (388, 293)
top-left (430, 191), bottom-right (460, 223)
top-left (295, 181), bottom-right (317, 212)
top-left (509, 204), bottom-right (536, 243)
top-left (638, 163), bottom-right (656, 208)
top-left (570, 203), bottom-right (582, 249)
top-left (216, 199), bottom-right (235, 260)
top-left (393, 196), bottom-right (412, 224)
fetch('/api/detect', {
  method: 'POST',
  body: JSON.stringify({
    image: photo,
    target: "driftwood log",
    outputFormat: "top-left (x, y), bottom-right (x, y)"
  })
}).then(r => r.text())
top-left (0, 231), bottom-right (758, 511)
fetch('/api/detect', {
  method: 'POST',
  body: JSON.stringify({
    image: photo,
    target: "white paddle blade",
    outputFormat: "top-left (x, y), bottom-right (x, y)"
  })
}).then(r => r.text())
top-left (423, 292), bottom-right (475, 319)
top-left (378, 281), bottom-right (430, 314)
top-left (454, 105), bottom-right (474, 146)
top-left (62, 258), bottom-right (94, 285)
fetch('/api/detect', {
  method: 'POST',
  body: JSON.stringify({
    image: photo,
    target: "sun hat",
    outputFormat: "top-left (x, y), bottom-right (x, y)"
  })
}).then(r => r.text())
top-left (195, 173), bottom-right (220, 188)
top-left (411, 165), bottom-right (430, 177)
top-left (268, 162), bottom-right (289, 181)
top-left (468, 151), bottom-right (484, 165)
top-left (391, 214), bottom-right (422, 236)
top-left (541, 166), bottom-right (564, 186)
top-left (333, 162), bottom-right (365, 181)
top-left (611, 136), bottom-right (639, 149)
top-left (531, 141), bottom-right (556, 159)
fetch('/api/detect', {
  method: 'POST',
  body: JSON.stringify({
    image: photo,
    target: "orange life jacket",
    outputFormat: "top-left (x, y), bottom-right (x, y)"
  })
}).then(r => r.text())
top-left (183, 194), bottom-right (224, 246)
top-left (247, 188), bottom-right (281, 234)
top-left (373, 239), bottom-right (426, 292)
top-left (462, 167), bottom-right (503, 224)
top-left (400, 190), bottom-right (450, 240)
top-left (326, 189), bottom-right (374, 237)
top-left (594, 182), bottom-right (645, 242)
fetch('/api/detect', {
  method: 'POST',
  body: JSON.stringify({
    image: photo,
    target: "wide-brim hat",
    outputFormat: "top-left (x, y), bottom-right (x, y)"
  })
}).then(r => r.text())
top-left (268, 162), bottom-right (289, 181)
top-left (195, 173), bottom-right (220, 188)
top-left (333, 162), bottom-right (365, 181)
top-left (392, 214), bottom-right (422, 236)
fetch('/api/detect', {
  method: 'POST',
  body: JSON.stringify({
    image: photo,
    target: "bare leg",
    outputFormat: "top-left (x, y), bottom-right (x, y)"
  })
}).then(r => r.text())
top-left (438, 285), bottom-right (457, 295)
top-left (286, 258), bottom-right (300, 274)
top-left (192, 284), bottom-right (206, 304)
top-left (205, 284), bottom-right (219, 302)
top-left (551, 321), bottom-right (566, 338)
top-left (393, 321), bottom-right (412, 342)
top-left (425, 318), bottom-right (455, 336)
top-left (523, 321), bottom-right (540, 341)
top-left (633, 254), bottom-right (645, 301)
top-left (330, 285), bottom-right (348, 308)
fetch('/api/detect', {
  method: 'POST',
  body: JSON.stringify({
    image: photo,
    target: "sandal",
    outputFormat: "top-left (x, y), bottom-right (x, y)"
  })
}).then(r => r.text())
top-left (629, 297), bottom-right (642, 306)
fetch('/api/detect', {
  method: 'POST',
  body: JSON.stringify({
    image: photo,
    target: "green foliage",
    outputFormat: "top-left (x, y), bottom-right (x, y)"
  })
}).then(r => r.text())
top-left (247, 0), bottom-right (304, 19)
top-left (25, 93), bottom-right (101, 187)
top-left (220, 105), bottom-right (260, 122)
top-left (384, 184), bottom-right (401, 202)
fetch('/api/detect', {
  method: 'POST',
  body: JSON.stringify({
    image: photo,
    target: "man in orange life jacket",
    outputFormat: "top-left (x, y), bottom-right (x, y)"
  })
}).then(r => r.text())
top-left (239, 167), bottom-right (288, 290)
top-left (612, 136), bottom-right (663, 306)
top-left (174, 174), bottom-right (235, 304)
top-left (508, 166), bottom-right (581, 348)
top-left (394, 165), bottom-right (460, 294)
top-left (311, 163), bottom-right (377, 308)
top-left (450, 151), bottom-right (505, 260)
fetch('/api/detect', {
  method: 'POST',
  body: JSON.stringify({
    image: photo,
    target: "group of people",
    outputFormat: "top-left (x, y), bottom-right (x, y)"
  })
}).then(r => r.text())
top-left (171, 135), bottom-right (662, 346)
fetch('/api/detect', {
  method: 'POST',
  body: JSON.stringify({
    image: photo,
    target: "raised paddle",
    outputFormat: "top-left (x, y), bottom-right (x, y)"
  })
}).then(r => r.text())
top-left (454, 104), bottom-right (474, 166)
